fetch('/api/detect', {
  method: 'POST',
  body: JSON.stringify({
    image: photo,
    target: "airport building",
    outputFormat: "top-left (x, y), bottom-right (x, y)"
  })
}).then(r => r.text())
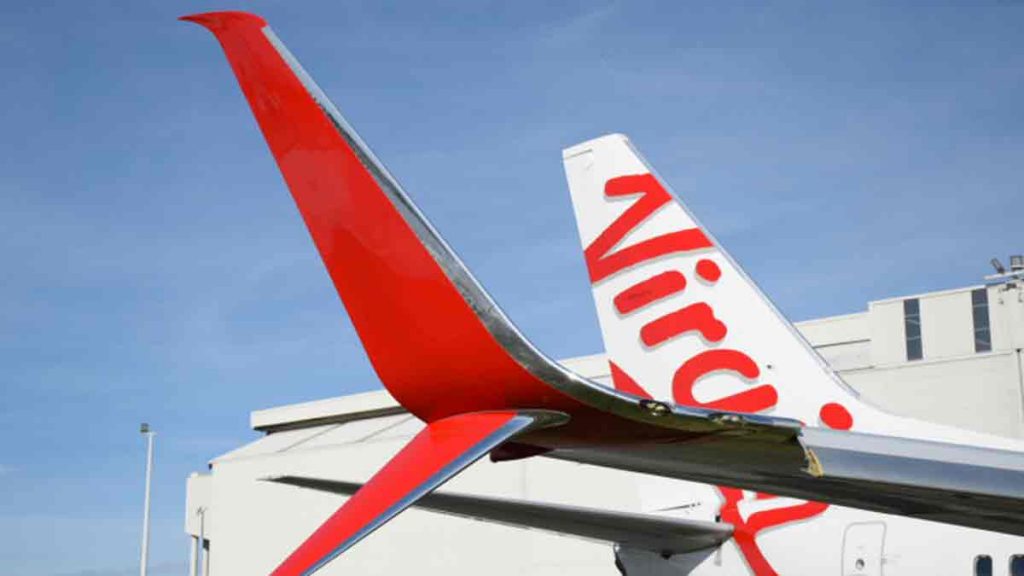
top-left (184, 266), bottom-right (1024, 575)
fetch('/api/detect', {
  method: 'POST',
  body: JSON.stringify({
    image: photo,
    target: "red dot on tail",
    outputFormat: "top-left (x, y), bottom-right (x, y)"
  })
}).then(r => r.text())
top-left (696, 259), bottom-right (721, 282)
top-left (819, 403), bottom-right (853, 430)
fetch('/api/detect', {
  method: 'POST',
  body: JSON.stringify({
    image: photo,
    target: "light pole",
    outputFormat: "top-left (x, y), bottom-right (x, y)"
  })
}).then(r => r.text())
top-left (139, 423), bottom-right (155, 576)
top-left (190, 506), bottom-right (206, 576)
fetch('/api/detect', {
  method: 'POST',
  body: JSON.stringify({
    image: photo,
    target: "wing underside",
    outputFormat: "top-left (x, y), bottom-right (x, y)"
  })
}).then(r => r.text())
top-left (269, 411), bottom-right (565, 576)
top-left (270, 476), bottom-right (733, 556)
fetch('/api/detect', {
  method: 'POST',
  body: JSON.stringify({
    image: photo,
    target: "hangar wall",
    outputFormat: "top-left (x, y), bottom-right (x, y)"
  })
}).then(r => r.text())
top-left (184, 278), bottom-right (1024, 574)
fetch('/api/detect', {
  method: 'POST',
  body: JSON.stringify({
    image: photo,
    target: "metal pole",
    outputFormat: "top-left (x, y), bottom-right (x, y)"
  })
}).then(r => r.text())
top-left (199, 507), bottom-right (208, 576)
top-left (203, 541), bottom-right (210, 576)
top-left (139, 424), bottom-right (155, 576)
top-left (189, 536), bottom-right (199, 576)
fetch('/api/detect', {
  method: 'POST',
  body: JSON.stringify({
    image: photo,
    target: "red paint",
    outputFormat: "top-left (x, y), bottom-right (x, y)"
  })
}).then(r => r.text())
top-left (613, 271), bottom-right (687, 315)
top-left (575, 171), bottom-right (834, 574)
top-left (719, 487), bottom-right (829, 576)
top-left (640, 302), bottom-right (727, 347)
top-left (271, 412), bottom-right (519, 576)
top-left (181, 11), bottom-right (581, 424)
top-left (696, 259), bottom-right (721, 282)
top-left (672, 350), bottom-right (778, 413)
top-left (584, 174), bottom-right (712, 283)
top-left (819, 402), bottom-right (854, 430)
top-left (609, 361), bottom-right (653, 398)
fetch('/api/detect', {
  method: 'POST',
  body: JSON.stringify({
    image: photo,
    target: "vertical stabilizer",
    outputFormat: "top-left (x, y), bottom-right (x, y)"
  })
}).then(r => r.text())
top-left (563, 134), bottom-right (865, 432)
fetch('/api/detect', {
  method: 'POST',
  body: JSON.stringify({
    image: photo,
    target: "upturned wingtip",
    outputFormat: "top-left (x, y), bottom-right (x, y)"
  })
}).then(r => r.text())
top-left (179, 11), bottom-right (267, 31)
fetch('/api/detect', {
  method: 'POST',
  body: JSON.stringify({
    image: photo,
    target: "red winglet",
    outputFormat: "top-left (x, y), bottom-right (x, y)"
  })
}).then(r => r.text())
top-left (181, 11), bottom-right (573, 423)
top-left (270, 411), bottom-right (556, 575)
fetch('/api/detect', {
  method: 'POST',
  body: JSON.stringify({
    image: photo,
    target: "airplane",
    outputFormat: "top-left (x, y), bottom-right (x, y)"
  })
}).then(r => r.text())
top-left (181, 11), bottom-right (1024, 576)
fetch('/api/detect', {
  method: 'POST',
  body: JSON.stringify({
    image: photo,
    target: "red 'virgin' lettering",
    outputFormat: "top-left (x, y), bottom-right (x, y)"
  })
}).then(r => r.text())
top-left (819, 402), bottom-right (853, 430)
top-left (608, 361), bottom-right (653, 399)
top-left (695, 258), bottom-right (721, 282)
top-left (719, 487), bottom-right (829, 576)
top-left (585, 174), bottom-right (711, 283)
top-left (672, 350), bottom-right (778, 413)
top-left (640, 302), bottom-right (727, 347)
top-left (589, 172), bottom-right (841, 576)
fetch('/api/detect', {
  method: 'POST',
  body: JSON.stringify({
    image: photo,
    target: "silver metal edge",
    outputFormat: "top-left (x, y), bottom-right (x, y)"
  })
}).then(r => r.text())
top-left (800, 426), bottom-right (1024, 497)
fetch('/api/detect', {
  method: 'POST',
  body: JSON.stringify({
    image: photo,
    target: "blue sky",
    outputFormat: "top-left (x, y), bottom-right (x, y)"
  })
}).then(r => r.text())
top-left (1, 1), bottom-right (1022, 574)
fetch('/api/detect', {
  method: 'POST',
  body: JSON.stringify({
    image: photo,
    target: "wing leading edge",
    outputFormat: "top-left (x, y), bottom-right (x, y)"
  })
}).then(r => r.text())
top-left (268, 476), bottom-right (733, 556)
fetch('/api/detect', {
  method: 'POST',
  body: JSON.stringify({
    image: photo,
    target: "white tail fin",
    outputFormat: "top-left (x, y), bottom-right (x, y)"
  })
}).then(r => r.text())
top-left (562, 134), bottom-right (872, 432)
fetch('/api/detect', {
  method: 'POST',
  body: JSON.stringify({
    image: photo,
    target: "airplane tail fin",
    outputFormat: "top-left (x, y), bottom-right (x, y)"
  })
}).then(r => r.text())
top-left (562, 134), bottom-right (865, 430)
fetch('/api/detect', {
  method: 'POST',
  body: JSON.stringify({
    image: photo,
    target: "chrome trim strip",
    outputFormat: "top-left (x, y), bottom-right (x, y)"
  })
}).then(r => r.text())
top-left (260, 27), bottom-right (801, 436)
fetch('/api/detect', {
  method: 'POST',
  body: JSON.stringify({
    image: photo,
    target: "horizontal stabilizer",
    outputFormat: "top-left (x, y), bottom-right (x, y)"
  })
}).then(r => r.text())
top-left (561, 133), bottom-right (863, 426)
top-left (270, 477), bottom-right (733, 556)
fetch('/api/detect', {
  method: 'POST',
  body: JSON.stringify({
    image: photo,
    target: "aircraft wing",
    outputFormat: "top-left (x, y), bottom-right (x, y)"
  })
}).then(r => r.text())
top-left (268, 476), bottom-right (734, 555)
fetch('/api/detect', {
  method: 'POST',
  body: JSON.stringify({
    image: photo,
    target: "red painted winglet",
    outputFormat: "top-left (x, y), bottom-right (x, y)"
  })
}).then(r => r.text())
top-left (181, 11), bottom-right (573, 424)
top-left (270, 411), bottom-right (560, 576)
top-left (182, 14), bottom-right (581, 573)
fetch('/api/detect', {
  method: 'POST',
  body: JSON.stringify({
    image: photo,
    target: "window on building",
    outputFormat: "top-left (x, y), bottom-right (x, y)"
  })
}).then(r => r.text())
top-left (972, 288), bottom-right (992, 353)
top-left (974, 555), bottom-right (992, 576)
top-left (903, 298), bottom-right (922, 361)
top-left (1011, 555), bottom-right (1024, 576)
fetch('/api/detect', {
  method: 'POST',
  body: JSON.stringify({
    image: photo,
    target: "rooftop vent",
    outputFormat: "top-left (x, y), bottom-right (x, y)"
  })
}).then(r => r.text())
top-left (1011, 255), bottom-right (1024, 272)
